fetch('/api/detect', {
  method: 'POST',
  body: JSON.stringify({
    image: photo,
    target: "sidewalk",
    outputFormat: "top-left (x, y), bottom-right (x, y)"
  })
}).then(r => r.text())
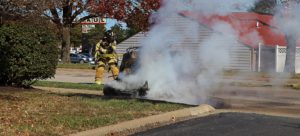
top-left (47, 68), bottom-right (113, 84)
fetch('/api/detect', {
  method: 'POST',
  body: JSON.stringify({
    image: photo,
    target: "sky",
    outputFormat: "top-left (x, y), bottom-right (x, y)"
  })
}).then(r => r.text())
top-left (105, 18), bottom-right (127, 30)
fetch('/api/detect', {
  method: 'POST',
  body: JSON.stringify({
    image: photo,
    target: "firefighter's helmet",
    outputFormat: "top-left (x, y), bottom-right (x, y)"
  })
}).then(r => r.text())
top-left (104, 30), bottom-right (115, 43)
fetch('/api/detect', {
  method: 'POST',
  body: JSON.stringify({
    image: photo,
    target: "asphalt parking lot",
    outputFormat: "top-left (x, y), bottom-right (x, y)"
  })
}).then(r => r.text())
top-left (133, 112), bottom-right (300, 136)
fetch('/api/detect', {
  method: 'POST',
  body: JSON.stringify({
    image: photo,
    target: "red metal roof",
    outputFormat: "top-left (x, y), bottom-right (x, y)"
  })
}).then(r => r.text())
top-left (181, 11), bottom-right (299, 48)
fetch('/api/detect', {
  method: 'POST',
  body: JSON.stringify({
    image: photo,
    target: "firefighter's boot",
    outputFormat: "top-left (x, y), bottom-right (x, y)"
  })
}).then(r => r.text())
top-left (110, 64), bottom-right (119, 80)
top-left (95, 66), bottom-right (105, 85)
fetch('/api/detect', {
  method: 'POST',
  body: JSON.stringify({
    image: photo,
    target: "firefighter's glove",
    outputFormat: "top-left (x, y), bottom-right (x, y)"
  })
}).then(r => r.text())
top-left (107, 46), bottom-right (114, 53)
top-left (100, 48), bottom-right (107, 54)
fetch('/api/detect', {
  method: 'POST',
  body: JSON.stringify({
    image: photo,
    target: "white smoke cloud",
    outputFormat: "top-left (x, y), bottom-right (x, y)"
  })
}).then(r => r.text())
top-left (273, 1), bottom-right (300, 35)
top-left (266, 1), bottom-right (300, 85)
top-left (110, 0), bottom-right (260, 105)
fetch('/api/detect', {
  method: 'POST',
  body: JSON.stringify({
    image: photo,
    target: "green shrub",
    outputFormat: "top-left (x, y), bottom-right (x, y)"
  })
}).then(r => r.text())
top-left (0, 24), bottom-right (58, 86)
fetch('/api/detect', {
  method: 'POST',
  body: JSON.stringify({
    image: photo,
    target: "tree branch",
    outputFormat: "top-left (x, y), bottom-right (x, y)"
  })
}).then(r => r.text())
top-left (50, 8), bottom-right (62, 26)
top-left (73, 14), bottom-right (98, 26)
top-left (70, 7), bottom-right (84, 23)
top-left (70, 0), bottom-right (92, 24)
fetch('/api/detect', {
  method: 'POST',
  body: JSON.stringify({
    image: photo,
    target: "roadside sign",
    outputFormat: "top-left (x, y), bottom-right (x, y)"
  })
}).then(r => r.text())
top-left (81, 17), bottom-right (106, 25)
top-left (82, 25), bottom-right (95, 33)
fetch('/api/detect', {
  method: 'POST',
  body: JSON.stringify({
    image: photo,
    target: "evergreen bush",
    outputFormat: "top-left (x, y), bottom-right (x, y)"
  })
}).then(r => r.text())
top-left (0, 24), bottom-right (58, 86)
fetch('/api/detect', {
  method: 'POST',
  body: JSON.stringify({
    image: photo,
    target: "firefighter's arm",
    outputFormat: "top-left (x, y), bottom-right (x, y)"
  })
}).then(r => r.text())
top-left (95, 42), bottom-right (100, 58)
top-left (96, 41), bottom-right (108, 54)
top-left (109, 41), bottom-right (117, 52)
top-left (100, 47), bottom-right (108, 54)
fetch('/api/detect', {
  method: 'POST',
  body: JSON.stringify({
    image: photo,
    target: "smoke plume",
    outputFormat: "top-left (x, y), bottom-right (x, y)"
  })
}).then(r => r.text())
top-left (110, 0), bottom-right (260, 105)
top-left (273, 1), bottom-right (300, 35)
top-left (269, 1), bottom-right (300, 80)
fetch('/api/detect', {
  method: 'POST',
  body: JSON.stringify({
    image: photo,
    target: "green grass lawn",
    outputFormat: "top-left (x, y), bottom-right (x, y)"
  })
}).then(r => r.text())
top-left (0, 87), bottom-right (189, 135)
top-left (33, 81), bottom-right (103, 91)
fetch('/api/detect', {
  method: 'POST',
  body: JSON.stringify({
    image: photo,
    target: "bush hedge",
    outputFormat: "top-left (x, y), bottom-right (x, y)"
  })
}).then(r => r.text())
top-left (0, 24), bottom-right (58, 86)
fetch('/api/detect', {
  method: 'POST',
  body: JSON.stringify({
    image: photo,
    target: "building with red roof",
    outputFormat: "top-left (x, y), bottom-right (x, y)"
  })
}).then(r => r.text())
top-left (117, 11), bottom-right (300, 73)
top-left (180, 11), bottom-right (296, 48)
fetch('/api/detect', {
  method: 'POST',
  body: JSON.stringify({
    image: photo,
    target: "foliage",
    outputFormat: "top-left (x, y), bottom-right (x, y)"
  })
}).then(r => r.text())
top-left (0, 0), bottom-right (32, 23)
top-left (90, 0), bottom-right (161, 31)
top-left (86, 23), bottom-right (138, 45)
top-left (2, 0), bottom-right (161, 63)
top-left (125, 0), bottom-right (160, 31)
top-left (110, 23), bottom-right (128, 43)
top-left (0, 24), bottom-right (58, 86)
top-left (251, 0), bottom-right (277, 14)
top-left (71, 25), bottom-right (83, 47)
top-left (126, 26), bottom-right (141, 38)
top-left (85, 24), bottom-right (106, 46)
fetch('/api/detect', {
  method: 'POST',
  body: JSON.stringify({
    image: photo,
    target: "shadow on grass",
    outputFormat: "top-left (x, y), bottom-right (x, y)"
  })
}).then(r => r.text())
top-left (54, 92), bottom-right (193, 106)
top-left (52, 92), bottom-right (102, 99)
top-left (78, 83), bottom-right (96, 85)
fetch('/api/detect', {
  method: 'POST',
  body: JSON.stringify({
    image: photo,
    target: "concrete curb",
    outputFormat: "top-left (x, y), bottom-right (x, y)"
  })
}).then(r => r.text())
top-left (69, 104), bottom-right (215, 136)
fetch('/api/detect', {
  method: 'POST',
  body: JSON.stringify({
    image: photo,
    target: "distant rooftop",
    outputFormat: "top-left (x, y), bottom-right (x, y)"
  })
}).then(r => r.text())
top-left (181, 11), bottom-right (300, 48)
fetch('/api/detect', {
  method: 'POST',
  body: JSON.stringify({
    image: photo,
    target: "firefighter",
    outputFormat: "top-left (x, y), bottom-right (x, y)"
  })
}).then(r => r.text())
top-left (94, 31), bottom-right (119, 85)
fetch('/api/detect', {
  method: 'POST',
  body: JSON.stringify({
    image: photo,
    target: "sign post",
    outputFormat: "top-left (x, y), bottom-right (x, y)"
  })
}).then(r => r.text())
top-left (80, 17), bottom-right (106, 54)
top-left (81, 17), bottom-right (106, 33)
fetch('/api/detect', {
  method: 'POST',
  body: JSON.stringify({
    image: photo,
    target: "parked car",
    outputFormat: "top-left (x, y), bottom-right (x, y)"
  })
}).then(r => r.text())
top-left (79, 53), bottom-right (95, 64)
top-left (78, 54), bottom-right (89, 63)
top-left (70, 53), bottom-right (85, 64)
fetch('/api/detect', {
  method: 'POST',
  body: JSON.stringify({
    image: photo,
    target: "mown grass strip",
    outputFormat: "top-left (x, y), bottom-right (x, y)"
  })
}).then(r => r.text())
top-left (33, 81), bottom-right (103, 90)
top-left (0, 88), bottom-right (189, 135)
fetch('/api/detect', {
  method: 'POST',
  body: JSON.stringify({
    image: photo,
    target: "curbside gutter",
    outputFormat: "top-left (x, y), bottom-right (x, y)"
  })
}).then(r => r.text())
top-left (69, 104), bottom-right (215, 136)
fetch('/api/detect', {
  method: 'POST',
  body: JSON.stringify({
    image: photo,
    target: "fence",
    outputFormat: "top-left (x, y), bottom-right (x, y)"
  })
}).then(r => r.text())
top-left (258, 45), bottom-right (300, 73)
top-left (275, 46), bottom-right (300, 73)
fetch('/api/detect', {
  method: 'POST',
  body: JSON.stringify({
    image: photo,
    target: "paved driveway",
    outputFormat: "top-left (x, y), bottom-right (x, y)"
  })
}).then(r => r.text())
top-left (133, 112), bottom-right (300, 136)
top-left (133, 86), bottom-right (300, 136)
top-left (46, 68), bottom-right (113, 83)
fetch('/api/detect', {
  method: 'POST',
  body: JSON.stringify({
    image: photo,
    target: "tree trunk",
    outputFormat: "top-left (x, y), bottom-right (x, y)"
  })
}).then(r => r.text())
top-left (284, 34), bottom-right (297, 73)
top-left (61, 26), bottom-right (71, 63)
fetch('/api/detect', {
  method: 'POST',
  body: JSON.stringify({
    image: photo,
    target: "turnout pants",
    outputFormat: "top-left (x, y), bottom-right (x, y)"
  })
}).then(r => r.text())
top-left (95, 57), bottom-right (119, 85)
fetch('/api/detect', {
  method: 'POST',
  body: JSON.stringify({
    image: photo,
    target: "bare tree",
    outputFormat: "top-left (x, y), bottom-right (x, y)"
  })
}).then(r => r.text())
top-left (3, 0), bottom-right (106, 63)
top-left (41, 0), bottom-right (97, 63)
top-left (2, 0), bottom-right (160, 63)
top-left (0, 0), bottom-right (32, 23)
top-left (276, 0), bottom-right (300, 73)
top-left (254, 0), bottom-right (300, 73)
